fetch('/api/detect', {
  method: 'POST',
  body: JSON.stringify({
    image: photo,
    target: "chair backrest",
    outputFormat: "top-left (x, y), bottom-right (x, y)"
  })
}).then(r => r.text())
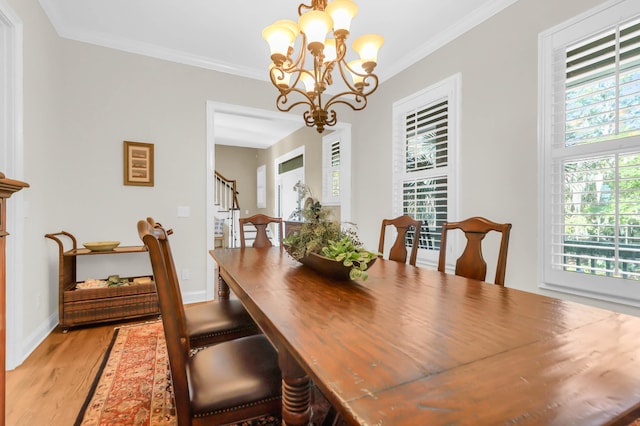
top-left (239, 214), bottom-right (283, 248)
top-left (437, 216), bottom-right (512, 285)
top-left (214, 218), bottom-right (224, 236)
top-left (137, 219), bottom-right (194, 423)
top-left (145, 217), bottom-right (186, 317)
top-left (378, 215), bottom-right (422, 266)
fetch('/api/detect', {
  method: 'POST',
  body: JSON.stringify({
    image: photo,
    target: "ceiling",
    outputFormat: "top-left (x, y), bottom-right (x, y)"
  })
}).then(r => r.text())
top-left (39, 0), bottom-right (518, 148)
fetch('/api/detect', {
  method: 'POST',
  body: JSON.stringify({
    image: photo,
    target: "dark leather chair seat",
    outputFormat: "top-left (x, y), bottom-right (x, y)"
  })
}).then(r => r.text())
top-left (185, 299), bottom-right (256, 347)
top-left (189, 334), bottom-right (281, 416)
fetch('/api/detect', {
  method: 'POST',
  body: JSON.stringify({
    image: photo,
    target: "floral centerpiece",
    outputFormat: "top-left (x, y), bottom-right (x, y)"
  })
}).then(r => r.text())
top-left (283, 200), bottom-right (378, 281)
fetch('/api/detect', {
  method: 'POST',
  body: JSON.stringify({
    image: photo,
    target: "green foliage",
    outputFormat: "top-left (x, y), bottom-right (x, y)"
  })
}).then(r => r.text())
top-left (321, 236), bottom-right (378, 281)
top-left (283, 201), bottom-right (377, 281)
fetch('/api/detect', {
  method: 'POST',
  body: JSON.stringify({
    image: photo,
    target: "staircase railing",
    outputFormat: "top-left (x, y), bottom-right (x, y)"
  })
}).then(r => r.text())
top-left (214, 171), bottom-right (240, 212)
top-left (214, 171), bottom-right (241, 247)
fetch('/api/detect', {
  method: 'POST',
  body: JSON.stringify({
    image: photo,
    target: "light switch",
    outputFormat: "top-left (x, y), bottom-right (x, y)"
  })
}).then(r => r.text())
top-left (177, 206), bottom-right (190, 217)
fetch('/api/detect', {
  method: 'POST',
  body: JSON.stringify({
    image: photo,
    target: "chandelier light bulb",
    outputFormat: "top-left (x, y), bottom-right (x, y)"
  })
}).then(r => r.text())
top-left (325, 0), bottom-right (358, 37)
top-left (348, 59), bottom-right (366, 88)
top-left (273, 19), bottom-right (300, 50)
top-left (298, 10), bottom-right (333, 54)
top-left (352, 34), bottom-right (384, 72)
top-left (324, 38), bottom-right (337, 63)
top-left (262, 24), bottom-right (296, 65)
top-left (300, 73), bottom-right (316, 94)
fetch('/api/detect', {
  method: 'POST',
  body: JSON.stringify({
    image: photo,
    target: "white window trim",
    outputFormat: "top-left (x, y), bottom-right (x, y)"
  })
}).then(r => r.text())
top-left (538, 0), bottom-right (640, 307)
top-left (392, 74), bottom-right (460, 268)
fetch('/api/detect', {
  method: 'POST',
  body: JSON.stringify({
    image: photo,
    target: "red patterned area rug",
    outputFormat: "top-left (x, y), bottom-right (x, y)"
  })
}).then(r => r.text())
top-left (74, 321), bottom-right (283, 426)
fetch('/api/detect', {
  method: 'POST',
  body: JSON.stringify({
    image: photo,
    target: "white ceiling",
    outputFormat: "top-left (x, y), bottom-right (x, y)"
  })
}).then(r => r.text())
top-left (38, 0), bottom-right (518, 148)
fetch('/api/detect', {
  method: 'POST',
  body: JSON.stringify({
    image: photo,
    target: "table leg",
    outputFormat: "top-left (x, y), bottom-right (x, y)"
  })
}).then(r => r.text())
top-left (279, 349), bottom-right (311, 426)
top-left (217, 272), bottom-right (230, 300)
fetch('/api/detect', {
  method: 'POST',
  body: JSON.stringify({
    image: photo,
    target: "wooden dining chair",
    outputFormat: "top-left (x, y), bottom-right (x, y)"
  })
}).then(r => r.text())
top-left (378, 215), bottom-right (422, 266)
top-left (239, 214), bottom-right (283, 248)
top-left (145, 217), bottom-right (260, 348)
top-left (437, 216), bottom-right (512, 285)
top-left (138, 220), bottom-right (282, 425)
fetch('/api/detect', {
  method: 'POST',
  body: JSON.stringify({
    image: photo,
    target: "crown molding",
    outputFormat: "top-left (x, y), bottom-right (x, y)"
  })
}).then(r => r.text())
top-left (39, 0), bottom-right (519, 84)
top-left (379, 0), bottom-right (520, 82)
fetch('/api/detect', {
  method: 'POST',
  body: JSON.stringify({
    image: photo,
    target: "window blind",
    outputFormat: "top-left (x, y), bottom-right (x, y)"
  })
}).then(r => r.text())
top-left (549, 15), bottom-right (640, 281)
top-left (563, 18), bottom-right (640, 147)
top-left (403, 178), bottom-right (447, 250)
top-left (405, 100), bottom-right (449, 172)
top-left (402, 99), bottom-right (449, 251)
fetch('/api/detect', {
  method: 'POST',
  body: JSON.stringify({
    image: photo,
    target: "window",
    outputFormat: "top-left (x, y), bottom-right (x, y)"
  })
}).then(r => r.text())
top-left (257, 164), bottom-right (266, 209)
top-left (322, 137), bottom-right (341, 205)
top-left (392, 74), bottom-right (460, 266)
top-left (539, 0), bottom-right (640, 305)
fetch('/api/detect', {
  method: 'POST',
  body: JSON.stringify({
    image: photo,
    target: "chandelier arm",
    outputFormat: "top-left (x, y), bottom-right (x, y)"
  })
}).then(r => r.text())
top-left (336, 59), bottom-right (380, 97)
top-left (324, 91), bottom-right (369, 112)
top-left (275, 88), bottom-right (317, 112)
top-left (298, 0), bottom-right (327, 15)
top-left (268, 67), bottom-right (289, 90)
top-left (321, 38), bottom-right (346, 87)
top-left (280, 32), bottom-right (308, 90)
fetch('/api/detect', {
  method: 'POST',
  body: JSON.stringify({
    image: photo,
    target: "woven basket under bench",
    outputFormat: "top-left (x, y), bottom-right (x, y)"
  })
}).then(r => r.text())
top-left (45, 231), bottom-right (160, 331)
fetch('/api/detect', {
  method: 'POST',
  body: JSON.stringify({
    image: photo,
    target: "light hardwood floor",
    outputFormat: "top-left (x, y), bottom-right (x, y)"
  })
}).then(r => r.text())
top-left (6, 317), bottom-right (157, 425)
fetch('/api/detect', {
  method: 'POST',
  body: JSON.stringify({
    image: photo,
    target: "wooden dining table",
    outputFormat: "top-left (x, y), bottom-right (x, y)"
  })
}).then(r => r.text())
top-left (210, 247), bottom-right (640, 425)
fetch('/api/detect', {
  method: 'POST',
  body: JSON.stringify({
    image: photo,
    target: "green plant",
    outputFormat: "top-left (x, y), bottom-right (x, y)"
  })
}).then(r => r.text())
top-left (321, 236), bottom-right (378, 280)
top-left (283, 201), bottom-right (377, 281)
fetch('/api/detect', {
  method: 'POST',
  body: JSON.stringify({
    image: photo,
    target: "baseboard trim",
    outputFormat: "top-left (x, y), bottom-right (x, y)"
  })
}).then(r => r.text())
top-left (8, 311), bottom-right (58, 370)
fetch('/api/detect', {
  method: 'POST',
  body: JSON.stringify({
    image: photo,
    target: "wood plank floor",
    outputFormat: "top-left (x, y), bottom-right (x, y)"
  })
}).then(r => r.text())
top-left (6, 317), bottom-right (157, 425)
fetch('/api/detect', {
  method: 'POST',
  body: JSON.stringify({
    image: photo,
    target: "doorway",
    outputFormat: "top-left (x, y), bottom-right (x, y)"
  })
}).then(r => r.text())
top-left (275, 147), bottom-right (305, 220)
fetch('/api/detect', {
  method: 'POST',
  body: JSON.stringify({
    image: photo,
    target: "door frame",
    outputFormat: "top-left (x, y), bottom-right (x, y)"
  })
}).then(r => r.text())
top-left (0, 0), bottom-right (25, 370)
top-left (274, 146), bottom-right (305, 220)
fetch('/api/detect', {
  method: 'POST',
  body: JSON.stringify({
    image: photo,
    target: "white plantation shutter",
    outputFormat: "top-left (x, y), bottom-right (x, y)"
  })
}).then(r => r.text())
top-left (323, 137), bottom-right (341, 205)
top-left (562, 18), bottom-right (640, 147)
top-left (393, 75), bottom-right (459, 264)
top-left (540, 0), bottom-right (640, 304)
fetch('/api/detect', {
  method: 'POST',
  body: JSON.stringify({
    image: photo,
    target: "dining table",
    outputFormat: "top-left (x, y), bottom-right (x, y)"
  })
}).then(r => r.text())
top-left (210, 246), bottom-right (640, 425)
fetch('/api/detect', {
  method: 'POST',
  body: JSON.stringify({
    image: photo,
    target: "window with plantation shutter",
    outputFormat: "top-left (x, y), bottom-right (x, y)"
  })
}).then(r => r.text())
top-left (323, 137), bottom-right (341, 205)
top-left (392, 75), bottom-right (459, 265)
top-left (322, 128), bottom-right (351, 211)
top-left (540, 0), bottom-right (640, 305)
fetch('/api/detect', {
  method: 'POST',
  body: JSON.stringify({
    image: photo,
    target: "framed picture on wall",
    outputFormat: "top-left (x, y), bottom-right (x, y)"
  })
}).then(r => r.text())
top-left (123, 141), bottom-right (154, 186)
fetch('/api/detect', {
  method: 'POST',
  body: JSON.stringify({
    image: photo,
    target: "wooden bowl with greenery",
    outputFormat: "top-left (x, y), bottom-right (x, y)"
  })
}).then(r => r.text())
top-left (283, 201), bottom-right (377, 281)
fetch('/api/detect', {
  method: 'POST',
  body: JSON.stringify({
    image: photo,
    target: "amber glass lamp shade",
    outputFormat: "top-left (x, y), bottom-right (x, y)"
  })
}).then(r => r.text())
top-left (298, 10), bottom-right (333, 53)
top-left (352, 34), bottom-right (384, 72)
top-left (325, 0), bottom-right (358, 36)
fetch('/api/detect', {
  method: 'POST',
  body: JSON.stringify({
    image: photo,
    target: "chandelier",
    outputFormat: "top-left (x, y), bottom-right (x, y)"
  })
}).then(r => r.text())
top-left (262, 0), bottom-right (383, 133)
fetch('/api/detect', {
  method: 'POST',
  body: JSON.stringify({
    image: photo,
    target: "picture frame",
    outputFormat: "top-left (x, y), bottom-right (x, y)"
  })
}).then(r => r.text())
top-left (123, 141), bottom-right (154, 186)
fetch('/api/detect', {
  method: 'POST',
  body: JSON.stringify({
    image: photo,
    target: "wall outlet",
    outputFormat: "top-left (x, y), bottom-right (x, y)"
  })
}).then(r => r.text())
top-left (181, 269), bottom-right (191, 280)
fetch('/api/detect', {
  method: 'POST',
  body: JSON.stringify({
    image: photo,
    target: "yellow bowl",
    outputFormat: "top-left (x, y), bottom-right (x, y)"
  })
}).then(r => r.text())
top-left (83, 241), bottom-right (120, 252)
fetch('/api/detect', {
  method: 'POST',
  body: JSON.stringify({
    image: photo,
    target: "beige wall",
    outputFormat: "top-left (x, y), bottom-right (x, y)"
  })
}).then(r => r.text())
top-left (6, 0), bottom-right (639, 367)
